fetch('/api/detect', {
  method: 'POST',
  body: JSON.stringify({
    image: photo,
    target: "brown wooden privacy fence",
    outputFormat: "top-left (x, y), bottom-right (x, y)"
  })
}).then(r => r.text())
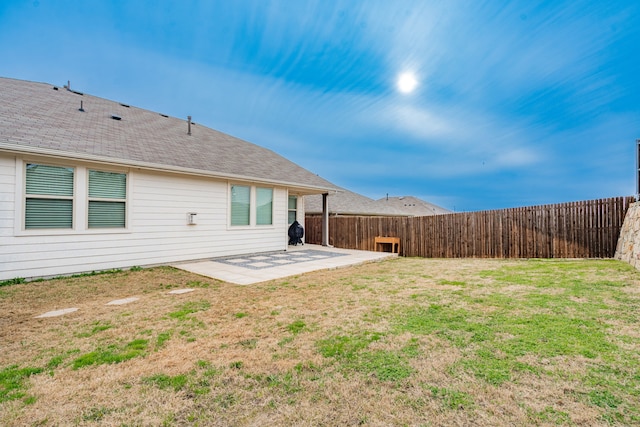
top-left (305, 196), bottom-right (636, 258)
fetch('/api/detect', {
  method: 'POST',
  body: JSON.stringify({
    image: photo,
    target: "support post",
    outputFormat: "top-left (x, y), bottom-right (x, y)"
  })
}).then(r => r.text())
top-left (322, 193), bottom-right (330, 246)
top-left (637, 139), bottom-right (640, 201)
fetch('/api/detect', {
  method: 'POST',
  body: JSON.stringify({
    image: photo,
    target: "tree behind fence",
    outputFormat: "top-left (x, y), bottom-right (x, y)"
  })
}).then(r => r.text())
top-left (305, 196), bottom-right (636, 258)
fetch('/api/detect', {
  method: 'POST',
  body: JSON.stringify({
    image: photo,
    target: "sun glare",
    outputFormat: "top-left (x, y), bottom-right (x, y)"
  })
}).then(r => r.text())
top-left (397, 72), bottom-right (418, 94)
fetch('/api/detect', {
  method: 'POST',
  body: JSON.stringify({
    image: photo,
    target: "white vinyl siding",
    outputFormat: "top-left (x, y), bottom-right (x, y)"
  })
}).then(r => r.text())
top-left (230, 185), bottom-right (250, 226)
top-left (2, 154), bottom-right (293, 281)
top-left (25, 163), bottom-right (74, 229)
top-left (88, 170), bottom-right (127, 228)
top-left (0, 158), bottom-right (16, 238)
top-left (256, 187), bottom-right (273, 225)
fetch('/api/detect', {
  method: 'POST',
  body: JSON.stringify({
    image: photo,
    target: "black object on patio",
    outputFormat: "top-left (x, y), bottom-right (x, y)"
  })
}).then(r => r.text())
top-left (288, 221), bottom-right (304, 246)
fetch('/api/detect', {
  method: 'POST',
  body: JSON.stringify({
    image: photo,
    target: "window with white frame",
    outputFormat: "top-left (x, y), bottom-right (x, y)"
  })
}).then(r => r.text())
top-left (25, 163), bottom-right (74, 229)
top-left (230, 184), bottom-right (251, 226)
top-left (88, 170), bottom-right (127, 228)
top-left (288, 195), bottom-right (297, 224)
top-left (229, 184), bottom-right (276, 227)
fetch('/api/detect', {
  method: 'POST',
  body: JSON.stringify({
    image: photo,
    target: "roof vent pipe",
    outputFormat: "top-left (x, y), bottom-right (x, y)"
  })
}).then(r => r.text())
top-left (187, 115), bottom-right (192, 136)
top-left (79, 100), bottom-right (84, 112)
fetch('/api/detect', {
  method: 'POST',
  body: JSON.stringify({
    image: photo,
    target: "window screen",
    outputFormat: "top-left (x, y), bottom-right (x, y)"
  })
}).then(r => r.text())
top-left (256, 188), bottom-right (273, 225)
top-left (25, 164), bottom-right (74, 229)
top-left (88, 170), bottom-right (126, 228)
top-left (288, 195), bottom-right (297, 224)
top-left (231, 185), bottom-right (250, 226)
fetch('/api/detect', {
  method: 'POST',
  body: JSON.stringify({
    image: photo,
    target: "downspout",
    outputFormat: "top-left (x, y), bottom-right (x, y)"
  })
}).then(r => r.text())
top-left (322, 193), bottom-right (330, 246)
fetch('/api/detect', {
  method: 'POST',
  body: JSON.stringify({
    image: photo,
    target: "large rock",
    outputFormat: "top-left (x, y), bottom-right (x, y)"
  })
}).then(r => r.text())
top-left (615, 202), bottom-right (640, 269)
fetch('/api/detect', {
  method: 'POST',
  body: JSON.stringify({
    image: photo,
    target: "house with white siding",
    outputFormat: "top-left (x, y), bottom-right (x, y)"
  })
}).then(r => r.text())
top-left (0, 77), bottom-right (336, 281)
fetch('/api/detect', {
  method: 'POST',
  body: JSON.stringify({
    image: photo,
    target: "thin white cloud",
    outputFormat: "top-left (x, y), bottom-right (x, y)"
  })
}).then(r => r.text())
top-left (384, 105), bottom-right (454, 141)
top-left (494, 147), bottom-right (540, 168)
top-left (363, 100), bottom-right (544, 173)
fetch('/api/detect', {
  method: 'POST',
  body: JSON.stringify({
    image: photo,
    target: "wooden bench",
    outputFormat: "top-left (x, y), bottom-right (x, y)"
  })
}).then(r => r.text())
top-left (374, 236), bottom-right (400, 254)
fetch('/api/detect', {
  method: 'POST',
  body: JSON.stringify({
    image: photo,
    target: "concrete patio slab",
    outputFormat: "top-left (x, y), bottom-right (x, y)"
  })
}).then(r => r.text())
top-left (173, 244), bottom-right (396, 285)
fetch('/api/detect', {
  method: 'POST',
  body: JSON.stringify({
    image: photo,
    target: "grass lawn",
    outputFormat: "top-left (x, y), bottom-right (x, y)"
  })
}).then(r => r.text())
top-left (1, 258), bottom-right (639, 426)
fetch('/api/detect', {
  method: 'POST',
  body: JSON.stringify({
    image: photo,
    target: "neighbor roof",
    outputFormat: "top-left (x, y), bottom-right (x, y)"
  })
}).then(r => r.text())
top-left (374, 196), bottom-right (450, 216)
top-left (0, 77), bottom-right (338, 194)
top-left (305, 187), bottom-right (389, 216)
top-left (305, 188), bottom-right (450, 216)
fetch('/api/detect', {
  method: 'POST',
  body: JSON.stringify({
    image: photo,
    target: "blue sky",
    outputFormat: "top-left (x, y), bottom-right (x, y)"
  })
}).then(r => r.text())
top-left (1, 1), bottom-right (638, 211)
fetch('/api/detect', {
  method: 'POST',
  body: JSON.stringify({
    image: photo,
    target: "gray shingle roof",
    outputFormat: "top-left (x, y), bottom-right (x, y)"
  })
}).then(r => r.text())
top-left (0, 77), bottom-right (338, 193)
top-left (305, 189), bottom-right (450, 216)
